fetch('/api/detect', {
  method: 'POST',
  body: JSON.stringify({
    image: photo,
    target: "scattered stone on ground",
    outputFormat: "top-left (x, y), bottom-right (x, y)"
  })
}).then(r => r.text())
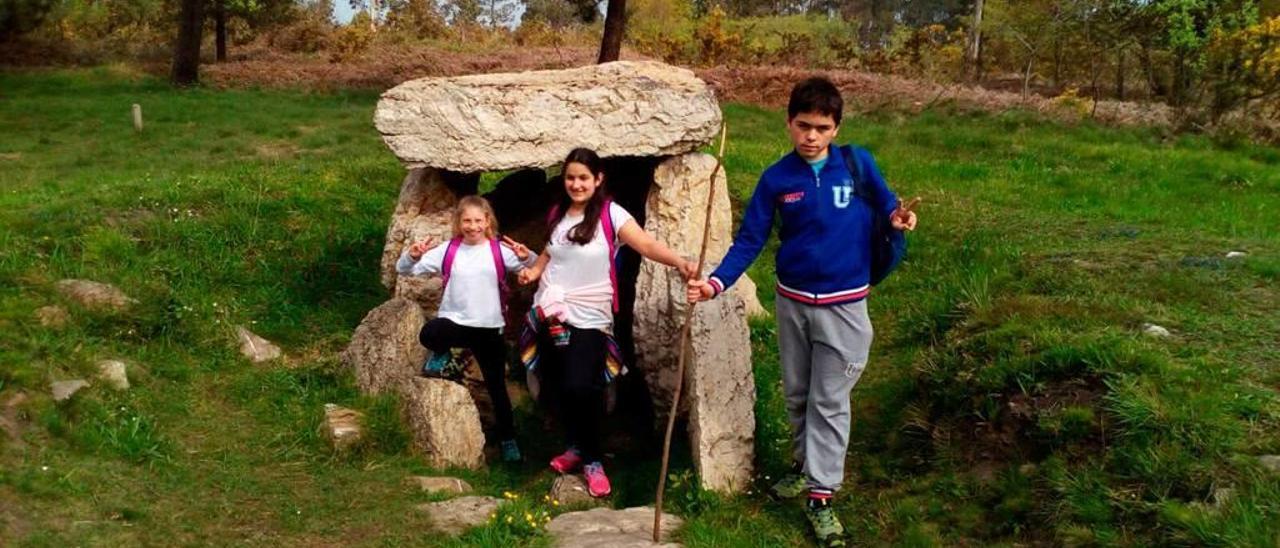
top-left (402, 377), bottom-right (486, 469)
top-left (1142, 323), bottom-right (1171, 338)
top-left (1225, 250), bottom-right (1248, 259)
top-left (546, 506), bottom-right (683, 547)
top-left (95, 360), bottom-right (129, 391)
top-left (549, 474), bottom-right (606, 508)
top-left (0, 392), bottom-right (29, 446)
top-left (342, 298), bottom-right (426, 396)
top-left (407, 476), bottom-right (472, 495)
top-left (322, 404), bottom-right (364, 452)
top-left (54, 279), bottom-right (137, 311)
top-left (51, 380), bottom-right (90, 402)
top-left (416, 495), bottom-right (502, 535)
top-left (1212, 487), bottom-right (1235, 508)
top-left (35, 305), bottom-right (69, 327)
top-left (1258, 455), bottom-right (1280, 475)
top-left (236, 326), bottom-right (282, 363)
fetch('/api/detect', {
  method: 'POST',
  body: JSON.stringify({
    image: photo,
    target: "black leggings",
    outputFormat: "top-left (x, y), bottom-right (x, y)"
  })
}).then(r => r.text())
top-left (419, 318), bottom-right (515, 440)
top-left (538, 325), bottom-right (607, 463)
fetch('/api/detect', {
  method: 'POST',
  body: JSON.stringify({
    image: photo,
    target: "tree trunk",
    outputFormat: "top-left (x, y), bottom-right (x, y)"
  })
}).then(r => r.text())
top-left (1138, 42), bottom-right (1164, 98)
top-left (1052, 39), bottom-right (1062, 89)
top-left (1022, 56), bottom-right (1034, 101)
top-left (1116, 48), bottom-right (1125, 101)
top-left (968, 0), bottom-right (984, 82)
top-left (598, 0), bottom-right (626, 63)
top-left (215, 0), bottom-right (227, 63)
top-left (171, 0), bottom-right (204, 86)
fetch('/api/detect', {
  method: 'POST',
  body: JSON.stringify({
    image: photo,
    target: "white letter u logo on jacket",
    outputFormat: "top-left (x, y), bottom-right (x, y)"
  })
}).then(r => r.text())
top-left (832, 185), bottom-right (852, 209)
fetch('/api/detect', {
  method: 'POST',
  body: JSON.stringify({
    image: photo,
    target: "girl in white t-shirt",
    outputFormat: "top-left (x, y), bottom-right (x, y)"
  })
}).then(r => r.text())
top-left (517, 148), bottom-right (696, 497)
top-left (397, 195), bottom-right (535, 462)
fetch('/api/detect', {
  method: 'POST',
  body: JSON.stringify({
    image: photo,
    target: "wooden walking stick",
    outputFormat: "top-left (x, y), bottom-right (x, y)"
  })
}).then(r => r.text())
top-left (653, 122), bottom-right (727, 542)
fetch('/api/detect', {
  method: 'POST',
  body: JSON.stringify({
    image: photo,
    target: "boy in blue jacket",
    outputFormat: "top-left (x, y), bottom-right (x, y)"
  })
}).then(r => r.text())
top-left (688, 77), bottom-right (918, 547)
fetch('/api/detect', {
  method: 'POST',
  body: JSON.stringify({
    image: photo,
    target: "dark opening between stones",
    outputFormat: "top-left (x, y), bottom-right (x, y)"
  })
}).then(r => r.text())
top-left (473, 157), bottom-right (666, 444)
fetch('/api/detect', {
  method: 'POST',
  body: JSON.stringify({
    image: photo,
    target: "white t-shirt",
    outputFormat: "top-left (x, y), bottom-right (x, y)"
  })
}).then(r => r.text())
top-left (397, 240), bottom-right (531, 329)
top-left (536, 202), bottom-right (635, 331)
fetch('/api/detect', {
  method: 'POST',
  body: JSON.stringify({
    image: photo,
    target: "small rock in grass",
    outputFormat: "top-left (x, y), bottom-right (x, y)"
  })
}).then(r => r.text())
top-left (1258, 455), bottom-right (1280, 475)
top-left (51, 380), bottom-right (90, 402)
top-left (1225, 251), bottom-right (1247, 259)
top-left (549, 474), bottom-right (605, 508)
top-left (416, 495), bottom-right (502, 535)
top-left (96, 360), bottom-right (130, 390)
top-left (237, 326), bottom-right (281, 363)
top-left (323, 404), bottom-right (364, 452)
top-left (54, 279), bottom-right (137, 311)
top-left (1212, 487), bottom-right (1235, 508)
top-left (407, 476), bottom-right (472, 495)
top-left (546, 506), bottom-right (683, 547)
top-left (1, 392), bottom-right (29, 445)
top-left (1142, 324), bottom-right (1171, 338)
top-left (35, 305), bottom-right (69, 327)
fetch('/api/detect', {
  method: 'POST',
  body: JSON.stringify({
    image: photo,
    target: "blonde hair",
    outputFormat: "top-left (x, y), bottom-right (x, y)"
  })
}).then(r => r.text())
top-left (452, 195), bottom-right (499, 239)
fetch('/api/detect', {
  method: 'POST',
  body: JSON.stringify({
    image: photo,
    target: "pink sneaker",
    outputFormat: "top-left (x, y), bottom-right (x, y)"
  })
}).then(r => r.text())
top-left (549, 448), bottom-right (582, 474)
top-left (583, 462), bottom-right (611, 498)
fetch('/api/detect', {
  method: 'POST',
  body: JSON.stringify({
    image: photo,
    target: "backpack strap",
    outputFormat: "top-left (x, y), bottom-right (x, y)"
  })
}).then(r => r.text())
top-left (489, 238), bottom-right (508, 312)
top-left (440, 237), bottom-right (463, 291)
top-left (841, 145), bottom-right (869, 201)
top-left (546, 200), bottom-right (621, 313)
top-left (599, 199), bottom-right (620, 313)
top-left (546, 204), bottom-right (561, 227)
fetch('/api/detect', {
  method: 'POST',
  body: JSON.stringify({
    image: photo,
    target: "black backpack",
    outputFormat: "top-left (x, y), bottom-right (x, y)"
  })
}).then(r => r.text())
top-left (840, 145), bottom-right (908, 286)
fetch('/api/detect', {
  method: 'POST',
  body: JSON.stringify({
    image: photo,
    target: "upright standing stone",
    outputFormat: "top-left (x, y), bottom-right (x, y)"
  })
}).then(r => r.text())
top-left (633, 152), bottom-right (734, 418)
top-left (632, 151), bottom-right (756, 493)
top-left (342, 298), bottom-right (427, 396)
top-left (686, 295), bottom-right (756, 493)
top-left (380, 168), bottom-right (460, 306)
top-left (402, 377), bottom-right (486, 469)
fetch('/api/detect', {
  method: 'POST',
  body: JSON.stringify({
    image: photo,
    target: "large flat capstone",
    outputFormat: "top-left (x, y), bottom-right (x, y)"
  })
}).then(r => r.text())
top-left (374, 61), bottom-right (722, 172)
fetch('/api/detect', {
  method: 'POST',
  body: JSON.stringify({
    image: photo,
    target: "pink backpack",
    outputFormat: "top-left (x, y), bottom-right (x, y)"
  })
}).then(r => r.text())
top-left (546, 199), bottom-right (620, 313)
top-left (440, 237), bottom-right (508, 312)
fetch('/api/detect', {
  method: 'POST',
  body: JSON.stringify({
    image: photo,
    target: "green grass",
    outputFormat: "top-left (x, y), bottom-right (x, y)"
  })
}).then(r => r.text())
top-left (2, 69), bottom-right (1279, 546)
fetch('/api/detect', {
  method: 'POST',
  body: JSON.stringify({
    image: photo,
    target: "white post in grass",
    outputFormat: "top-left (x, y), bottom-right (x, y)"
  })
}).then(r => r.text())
top-left (132, 104), bottom-right (143, 132)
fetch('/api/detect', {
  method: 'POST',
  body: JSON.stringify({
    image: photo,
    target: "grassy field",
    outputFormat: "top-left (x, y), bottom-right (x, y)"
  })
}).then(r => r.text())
top-left (2, 67), bottom-right (1278, 546)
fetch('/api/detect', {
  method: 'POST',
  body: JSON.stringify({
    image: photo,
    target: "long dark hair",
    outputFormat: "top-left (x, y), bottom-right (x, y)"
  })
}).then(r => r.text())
top-left (549, 148), bottom-right (608, 246)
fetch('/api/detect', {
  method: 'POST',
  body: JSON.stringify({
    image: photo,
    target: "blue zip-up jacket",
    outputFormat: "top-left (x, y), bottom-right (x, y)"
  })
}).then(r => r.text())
top-left (707, 144), bottom-right (899, 305)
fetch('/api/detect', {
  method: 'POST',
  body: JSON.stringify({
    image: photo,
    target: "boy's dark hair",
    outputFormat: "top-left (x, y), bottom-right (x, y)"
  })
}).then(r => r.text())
top-left (788, 77), bottom-right (843, 126)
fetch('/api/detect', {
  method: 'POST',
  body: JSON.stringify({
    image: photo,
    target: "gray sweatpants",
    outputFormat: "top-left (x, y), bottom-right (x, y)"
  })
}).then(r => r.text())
top-left (776, 297), bottom-right (873, 492)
